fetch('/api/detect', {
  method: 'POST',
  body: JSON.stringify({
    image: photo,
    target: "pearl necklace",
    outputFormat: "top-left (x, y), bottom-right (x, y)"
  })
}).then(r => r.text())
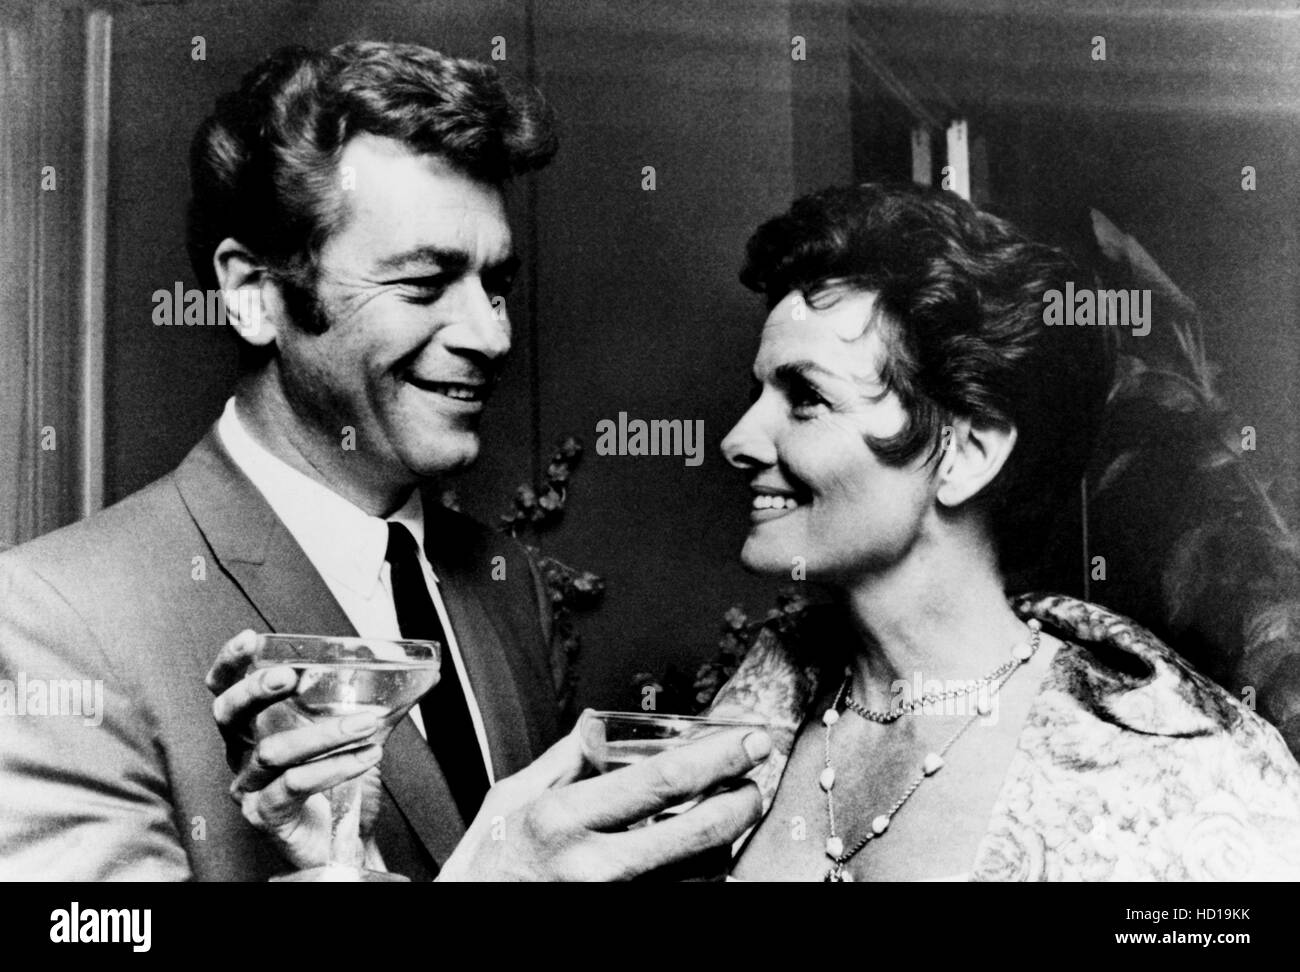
top-left (820, 619), bottom-right (1042, 882)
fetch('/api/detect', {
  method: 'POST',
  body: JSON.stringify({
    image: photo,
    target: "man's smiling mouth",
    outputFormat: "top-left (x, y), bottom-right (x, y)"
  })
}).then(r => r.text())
top-left (403, 376), bottom-right (492, 403)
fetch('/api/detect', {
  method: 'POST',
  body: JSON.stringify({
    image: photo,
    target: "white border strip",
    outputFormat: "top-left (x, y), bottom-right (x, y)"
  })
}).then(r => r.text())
top-left (79, 8), bottom-right (111, 517)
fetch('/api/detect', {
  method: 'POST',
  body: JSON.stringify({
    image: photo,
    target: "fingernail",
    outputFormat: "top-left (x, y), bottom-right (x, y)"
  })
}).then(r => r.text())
top-left (262, 668), bottom-right (294, 691)
top-left (342, 714), bottom-right (379, 735)
top-left (743, 730), bottom-right (772, 762)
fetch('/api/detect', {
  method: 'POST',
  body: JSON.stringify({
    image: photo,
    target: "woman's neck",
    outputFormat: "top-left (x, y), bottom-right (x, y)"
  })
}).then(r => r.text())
top-left (837, 531), bottom-right (1030, 711)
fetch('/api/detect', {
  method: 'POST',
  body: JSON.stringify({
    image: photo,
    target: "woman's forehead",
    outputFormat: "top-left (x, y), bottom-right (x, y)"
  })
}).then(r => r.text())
top-left (757, 290), bottom-right (892, 387)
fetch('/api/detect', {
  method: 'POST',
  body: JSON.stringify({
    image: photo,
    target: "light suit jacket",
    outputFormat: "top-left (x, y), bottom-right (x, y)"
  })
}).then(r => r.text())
top-left (0, 429), bottom-right (561, 880)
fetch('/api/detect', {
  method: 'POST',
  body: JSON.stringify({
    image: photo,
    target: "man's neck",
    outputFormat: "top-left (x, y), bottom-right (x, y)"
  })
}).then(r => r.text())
top-left (232, 375), bottom-right (414, 517)
top-left (838, 527), bottom-right (1027, 710)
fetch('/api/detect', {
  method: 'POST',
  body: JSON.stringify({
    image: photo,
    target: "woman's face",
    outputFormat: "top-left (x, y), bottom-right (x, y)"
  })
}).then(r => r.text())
top-left (721, 289), bottom-right (938, 584)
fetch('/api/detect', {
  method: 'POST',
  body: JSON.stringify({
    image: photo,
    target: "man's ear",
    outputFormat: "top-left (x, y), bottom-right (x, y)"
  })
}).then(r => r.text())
top-left (213, 238), bottom-right (278, 348)
top-left (935, 418), bottom-right (1017, 509)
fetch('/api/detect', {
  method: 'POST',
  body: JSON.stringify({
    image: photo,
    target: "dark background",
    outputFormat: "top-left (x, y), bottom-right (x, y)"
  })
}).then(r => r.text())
top-left (95, 0), bottom-right (1298, 709)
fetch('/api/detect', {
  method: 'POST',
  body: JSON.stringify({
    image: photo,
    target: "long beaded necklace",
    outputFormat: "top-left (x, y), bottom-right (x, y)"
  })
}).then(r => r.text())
top-left (820, 619), bottom-right (1042, 882)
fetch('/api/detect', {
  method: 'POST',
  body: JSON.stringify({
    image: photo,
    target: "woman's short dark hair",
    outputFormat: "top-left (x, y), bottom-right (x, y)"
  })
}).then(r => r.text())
top-left (186, 41), bottom-right (557, 306)
top-left (740, 182), bottom-right (1115, 572)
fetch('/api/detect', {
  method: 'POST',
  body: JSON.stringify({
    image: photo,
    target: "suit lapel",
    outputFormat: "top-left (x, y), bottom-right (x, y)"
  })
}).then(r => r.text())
top-left (423, 502), bottom-right (538, 779)
top-left (173, 427), bottom-right (465, 871)
top-left (379, 717), bottom-right (465, 866)
top-left (173, 429), bottom-right (356, 639)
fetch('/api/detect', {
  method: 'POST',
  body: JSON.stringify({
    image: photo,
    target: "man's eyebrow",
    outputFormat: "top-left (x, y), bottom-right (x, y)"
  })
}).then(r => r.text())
top-left (373, 245), bottom-right (470, 275)
top-left (373, 245), bottom-right (517, 277)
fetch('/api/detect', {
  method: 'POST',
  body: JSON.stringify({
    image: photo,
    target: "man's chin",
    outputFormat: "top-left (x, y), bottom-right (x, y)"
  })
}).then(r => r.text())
top-left (402, 438), bottom-right (480, 480)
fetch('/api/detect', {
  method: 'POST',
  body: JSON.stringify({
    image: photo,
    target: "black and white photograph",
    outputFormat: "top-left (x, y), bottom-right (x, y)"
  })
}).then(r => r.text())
top-left (0, 0), bottom-right (1297, 937)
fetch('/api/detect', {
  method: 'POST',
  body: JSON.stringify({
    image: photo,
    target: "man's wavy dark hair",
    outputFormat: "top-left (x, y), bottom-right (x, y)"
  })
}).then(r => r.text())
top-left (186, 41), bottom-right (557, 317)
top-left (740, 182), bottom-right (1115, 574)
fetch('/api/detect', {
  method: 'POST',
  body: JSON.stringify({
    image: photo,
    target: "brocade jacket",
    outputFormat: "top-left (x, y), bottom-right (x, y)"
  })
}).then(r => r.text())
top-left (709, 594), bottom-right (1300, 880)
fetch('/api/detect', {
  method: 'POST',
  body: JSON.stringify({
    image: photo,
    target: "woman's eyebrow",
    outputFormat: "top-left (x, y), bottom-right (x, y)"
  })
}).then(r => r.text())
top-left (772, 361), bottom-right (837, 385)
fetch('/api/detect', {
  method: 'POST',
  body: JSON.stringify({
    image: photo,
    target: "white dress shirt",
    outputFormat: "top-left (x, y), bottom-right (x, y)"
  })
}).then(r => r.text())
top-left (216, 397), bottom-right (495, 784)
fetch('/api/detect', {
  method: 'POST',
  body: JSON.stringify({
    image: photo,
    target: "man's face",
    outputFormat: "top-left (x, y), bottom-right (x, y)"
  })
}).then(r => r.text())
top-left (273, 134), bottom-right (517, 490)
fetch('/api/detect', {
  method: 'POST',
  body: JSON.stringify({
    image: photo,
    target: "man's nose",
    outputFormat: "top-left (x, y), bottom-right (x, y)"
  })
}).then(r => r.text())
top-left (721, 401), bottom-right (776, 471)
top-left (440, 276), bottom-right (512, 361)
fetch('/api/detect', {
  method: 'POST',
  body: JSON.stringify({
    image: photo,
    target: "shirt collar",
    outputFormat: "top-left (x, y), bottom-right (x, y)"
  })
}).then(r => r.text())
top-left (216, 397), bottom-right (428, 598)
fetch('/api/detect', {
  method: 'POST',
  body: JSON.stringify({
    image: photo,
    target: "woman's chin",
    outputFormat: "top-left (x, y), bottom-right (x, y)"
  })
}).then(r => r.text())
top-left (738, 541), bottom-right (793, 577)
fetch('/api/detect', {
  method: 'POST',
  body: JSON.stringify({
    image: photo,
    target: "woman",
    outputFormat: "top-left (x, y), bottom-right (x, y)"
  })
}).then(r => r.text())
top-left (709, 182), bottom-right (1300, 881)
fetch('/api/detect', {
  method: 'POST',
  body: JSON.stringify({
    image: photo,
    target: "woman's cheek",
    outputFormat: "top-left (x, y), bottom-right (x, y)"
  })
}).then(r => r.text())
top-left (778, 423), bottom-right (858, 493)
top-left (802, 414), bottom-right (881, 486)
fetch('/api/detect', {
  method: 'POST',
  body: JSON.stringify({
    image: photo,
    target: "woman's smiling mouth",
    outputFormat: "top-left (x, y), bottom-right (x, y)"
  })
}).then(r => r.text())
top-left (750, 488), bottom-right (805, 521)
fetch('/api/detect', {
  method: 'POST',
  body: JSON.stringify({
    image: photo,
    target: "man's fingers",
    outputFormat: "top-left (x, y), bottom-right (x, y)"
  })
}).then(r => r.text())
top-left (603, 781), bottom-right (763, 878)
top-left (204, 629), bottom-right (259, 695)
top-left (570, 727), bottom-right (771, 830)
top-left (231, 712), bottom-right (382, 795)
top-left (212, 665), bottom-right (300, 744)
top-left (489, 717), bottom-right (590, 804)
top-left (240, 744), bottom-right (384, 828)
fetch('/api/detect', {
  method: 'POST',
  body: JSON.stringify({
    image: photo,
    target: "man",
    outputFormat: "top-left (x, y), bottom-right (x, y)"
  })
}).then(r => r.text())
top-left (0, 42), bottom-right (767, 881)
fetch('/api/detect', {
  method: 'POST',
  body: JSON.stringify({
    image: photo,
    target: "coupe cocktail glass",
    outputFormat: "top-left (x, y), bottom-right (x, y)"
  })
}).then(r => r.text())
top-left (578, 710), bottom-right (771, 824)
top-left (251, 633), bottom-right (441, 882)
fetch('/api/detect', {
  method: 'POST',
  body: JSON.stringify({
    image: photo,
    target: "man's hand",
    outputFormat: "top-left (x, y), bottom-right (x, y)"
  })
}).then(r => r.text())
top-left (436, 717), bottom-right (771, 881)
top-left (206, 629), bottom-right (387, 871)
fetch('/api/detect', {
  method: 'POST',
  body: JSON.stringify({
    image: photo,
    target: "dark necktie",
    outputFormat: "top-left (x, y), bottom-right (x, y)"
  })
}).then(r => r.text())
top-left (384, 521), bottom-right (490, 823)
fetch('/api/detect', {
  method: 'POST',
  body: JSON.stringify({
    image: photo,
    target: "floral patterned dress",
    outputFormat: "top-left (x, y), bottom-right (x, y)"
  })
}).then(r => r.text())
top-left (707, 593), bottom-right (1300, 881)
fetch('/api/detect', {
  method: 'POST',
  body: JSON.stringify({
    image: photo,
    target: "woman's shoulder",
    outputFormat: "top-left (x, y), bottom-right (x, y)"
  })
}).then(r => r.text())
top-left (976, 592), bottom-right (1300, 880)
top-left (1012, 592), bottom-right (1273, 739)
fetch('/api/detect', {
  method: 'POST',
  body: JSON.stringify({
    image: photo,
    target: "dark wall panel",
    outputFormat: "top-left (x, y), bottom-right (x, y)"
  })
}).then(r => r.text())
top-left (532, 0), bottom-right (805, 709)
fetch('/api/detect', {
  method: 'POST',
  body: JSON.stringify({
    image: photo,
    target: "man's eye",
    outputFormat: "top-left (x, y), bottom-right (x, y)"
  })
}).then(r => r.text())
top-left (481, 270), bottom-right (516, 299)
top-left (396, 276), bottom-right (450, 304)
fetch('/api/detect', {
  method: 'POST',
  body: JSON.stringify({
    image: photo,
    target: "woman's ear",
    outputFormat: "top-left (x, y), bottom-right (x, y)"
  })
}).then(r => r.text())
top-left (935, 418), bottom-right (1017, 509)
top-left (213, 238), bottom-right (278, 348)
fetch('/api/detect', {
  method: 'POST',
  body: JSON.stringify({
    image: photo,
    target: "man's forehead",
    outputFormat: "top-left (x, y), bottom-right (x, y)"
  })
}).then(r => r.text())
top-left (333, 134), bottom-right (511, 263)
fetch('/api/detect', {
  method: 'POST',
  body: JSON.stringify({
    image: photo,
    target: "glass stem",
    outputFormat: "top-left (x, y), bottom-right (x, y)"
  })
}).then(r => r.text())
top-left (328, 776), bottom-right (366, 870)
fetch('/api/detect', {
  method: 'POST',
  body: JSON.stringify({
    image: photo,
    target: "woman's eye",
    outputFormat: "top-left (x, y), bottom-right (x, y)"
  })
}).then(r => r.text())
top-left (789, 387), bottom-right (829, 417)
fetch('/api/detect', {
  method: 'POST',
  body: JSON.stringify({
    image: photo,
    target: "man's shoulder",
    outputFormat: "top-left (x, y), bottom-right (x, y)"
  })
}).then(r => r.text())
top-left (423, 499), bottom-right (539, 575)
top-left (0, 473), bottom-right (192, 586)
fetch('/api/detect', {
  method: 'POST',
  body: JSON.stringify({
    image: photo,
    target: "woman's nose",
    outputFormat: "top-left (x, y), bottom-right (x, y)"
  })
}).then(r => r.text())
top-left (721, 403), bottom-right (777, 471)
